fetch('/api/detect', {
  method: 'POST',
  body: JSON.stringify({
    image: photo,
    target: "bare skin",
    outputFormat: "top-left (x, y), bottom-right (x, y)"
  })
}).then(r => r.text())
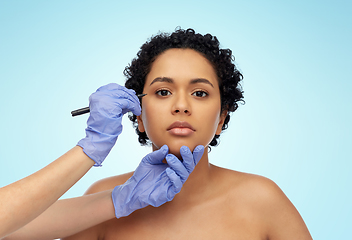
top-left (4, 189), bottom-right (115, 240)
top-left (63, 151), bottom-right (312, 240)
top-left (0, 146), bottom-right (95, 238)
top-left (63, 49), bottom-right (312, 240)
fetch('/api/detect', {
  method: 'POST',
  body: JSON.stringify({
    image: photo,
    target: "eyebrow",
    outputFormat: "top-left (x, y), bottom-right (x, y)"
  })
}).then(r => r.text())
top-left (150, 77), bottom-right (173, 86)
top-left (190, 78), bottom-right (214, 88)
top-left (150, 77), bottom-right (214, 88)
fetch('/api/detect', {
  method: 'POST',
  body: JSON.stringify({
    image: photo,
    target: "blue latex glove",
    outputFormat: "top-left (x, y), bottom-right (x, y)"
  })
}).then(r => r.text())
top-left (77, 83), bottom-right (141, 166)
top-left (112, 145), bottom-right (205, 218)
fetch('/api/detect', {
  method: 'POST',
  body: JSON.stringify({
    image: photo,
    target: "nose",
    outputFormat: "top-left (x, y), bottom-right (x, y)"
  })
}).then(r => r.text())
top-left (172, 93), bottom-right (191, 115)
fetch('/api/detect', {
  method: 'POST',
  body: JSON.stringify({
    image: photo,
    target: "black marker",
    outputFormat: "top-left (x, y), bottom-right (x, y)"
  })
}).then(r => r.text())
top-left (71, 93), bottom-right (147, 117)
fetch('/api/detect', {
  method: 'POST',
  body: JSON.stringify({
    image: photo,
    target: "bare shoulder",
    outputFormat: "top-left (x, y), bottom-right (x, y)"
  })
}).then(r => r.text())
top-left (85, 171), bottom-right (134, 195)
top-left (212, 166), bottom-right (312, 239)
top-left (212, 165), bottom-right (282, 195)
top-left (231, 169), bottom-right (286, 201)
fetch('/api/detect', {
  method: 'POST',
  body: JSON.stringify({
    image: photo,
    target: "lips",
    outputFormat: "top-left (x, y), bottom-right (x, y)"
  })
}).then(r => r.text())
top-left (167, 121), bottom-right (195, 136)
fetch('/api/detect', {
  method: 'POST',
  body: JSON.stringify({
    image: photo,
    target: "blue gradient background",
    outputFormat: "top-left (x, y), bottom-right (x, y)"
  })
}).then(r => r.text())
top-left (0, 1), bottom-right (351, 239)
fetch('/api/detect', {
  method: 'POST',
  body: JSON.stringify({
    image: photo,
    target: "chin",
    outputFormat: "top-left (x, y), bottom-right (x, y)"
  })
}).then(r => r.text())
top-left (153, 140), bottom-right (202, 160)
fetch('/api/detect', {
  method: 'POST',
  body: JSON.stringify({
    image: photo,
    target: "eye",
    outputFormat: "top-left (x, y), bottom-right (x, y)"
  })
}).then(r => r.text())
top-left (155, 89), bottom-right (171, 96)
top-left (192, 90), bottom-right (208, 98)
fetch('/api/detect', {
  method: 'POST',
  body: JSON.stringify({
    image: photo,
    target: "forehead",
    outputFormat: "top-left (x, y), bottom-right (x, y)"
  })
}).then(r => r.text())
top-left (145, 48), bottom-right (218, 87)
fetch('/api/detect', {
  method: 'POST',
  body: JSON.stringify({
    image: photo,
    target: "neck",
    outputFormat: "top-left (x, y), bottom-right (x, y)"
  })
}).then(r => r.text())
top-left (172, 147), bottom-right (213, 204)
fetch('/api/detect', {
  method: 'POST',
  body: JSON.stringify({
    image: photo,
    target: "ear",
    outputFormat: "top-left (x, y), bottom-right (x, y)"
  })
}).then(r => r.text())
top-left (136, 115), bottom-right (145, 133)
top-left (215, 111), bottom-right (228, 135)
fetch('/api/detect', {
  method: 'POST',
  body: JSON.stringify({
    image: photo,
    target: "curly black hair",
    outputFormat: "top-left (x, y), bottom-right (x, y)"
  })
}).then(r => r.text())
top-left (124, 28), bottom-right (244, 147)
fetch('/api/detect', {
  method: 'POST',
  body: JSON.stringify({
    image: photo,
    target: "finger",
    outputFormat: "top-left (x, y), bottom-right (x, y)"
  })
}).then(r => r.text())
top-left (180, 145), bottom-right (204, 174)
top-left (96, 84), bottom-right (141, 115)
top-left (111, 85), bottom-right (140, 109)
top-left (120, 87), bottom-right (140, 107)
top-left (96, 83), bottom-right (137, 100)
top-left (90, 86), bottom-right (141, 116)
top-left (143, 145), bottom-right (169, 165)
top-left (192, 145), bottom-right (205, 165)
top-left (115, 98), bottom-right (141, 116)
top-left (165, 168), bottom-right (183, 195)
top-left (179, 146), bottom-right (194, 173)
top-left (165, 154), bottom-right (189, 183)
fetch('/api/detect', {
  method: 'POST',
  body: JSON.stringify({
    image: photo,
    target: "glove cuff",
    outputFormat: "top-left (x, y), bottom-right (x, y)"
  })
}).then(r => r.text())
top-left (77, 132), bottom-right (118, 166)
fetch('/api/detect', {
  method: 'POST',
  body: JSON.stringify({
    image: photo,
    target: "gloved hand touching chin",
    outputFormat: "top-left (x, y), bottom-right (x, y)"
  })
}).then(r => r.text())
top-left (78, 83), bottom-right (141, 166)
top-left (112, 145), bottom-right (205, 218)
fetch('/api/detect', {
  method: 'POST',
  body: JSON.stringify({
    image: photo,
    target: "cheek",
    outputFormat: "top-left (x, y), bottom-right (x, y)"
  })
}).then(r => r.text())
top-left (206, 112), bottom-right (221, 136)
top-left (198, 104), bottom-right (222, 137)
top-left (141, 102), bottom-right (165, 138)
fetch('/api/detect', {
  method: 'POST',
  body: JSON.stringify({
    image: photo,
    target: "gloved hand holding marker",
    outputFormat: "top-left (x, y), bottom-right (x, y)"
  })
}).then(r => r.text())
top-left (76, 83), bottom-right (145, 166)
top-left (71, 93), bottom-right (147, 116)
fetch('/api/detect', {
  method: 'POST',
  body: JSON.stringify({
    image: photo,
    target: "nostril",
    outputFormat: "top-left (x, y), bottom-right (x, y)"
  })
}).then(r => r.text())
top-left (174, 109), bottom-right (189, 114)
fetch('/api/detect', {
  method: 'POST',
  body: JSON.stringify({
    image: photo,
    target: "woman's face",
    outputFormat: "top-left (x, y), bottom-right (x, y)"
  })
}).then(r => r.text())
top-left (137, 48), bottom-right (226, 158)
